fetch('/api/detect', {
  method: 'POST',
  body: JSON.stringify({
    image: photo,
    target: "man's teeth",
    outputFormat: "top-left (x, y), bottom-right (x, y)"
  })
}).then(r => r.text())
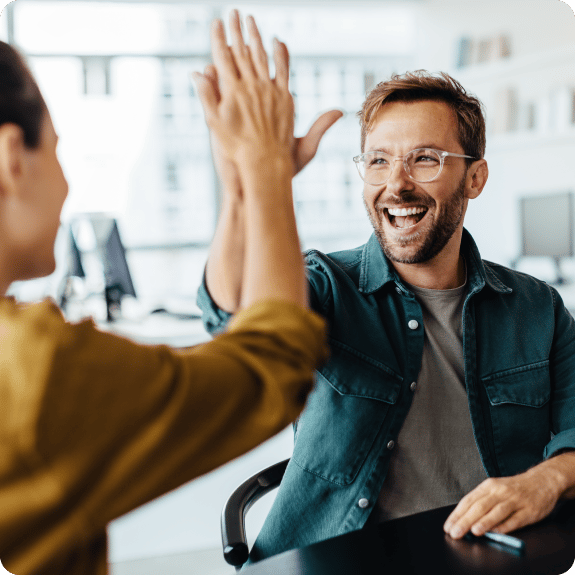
top-left (388, 207), bottom-right (427, 217)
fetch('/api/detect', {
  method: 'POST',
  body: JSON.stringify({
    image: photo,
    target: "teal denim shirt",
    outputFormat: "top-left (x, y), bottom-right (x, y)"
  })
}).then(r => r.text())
top-left (197, 229), bottom-right (575, 562)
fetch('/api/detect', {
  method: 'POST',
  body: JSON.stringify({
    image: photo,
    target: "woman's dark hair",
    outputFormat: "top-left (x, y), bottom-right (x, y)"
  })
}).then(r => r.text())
top-left (0, 41), bottom-right (46, 148)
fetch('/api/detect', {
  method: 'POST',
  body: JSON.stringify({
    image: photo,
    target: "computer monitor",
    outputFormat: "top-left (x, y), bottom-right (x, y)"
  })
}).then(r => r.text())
top-left (89, 215), bottom-right (137, 321)
top-left (58, 226), bottom-right (86, 310)
top-left (520, 191), bottom-right (574, 284)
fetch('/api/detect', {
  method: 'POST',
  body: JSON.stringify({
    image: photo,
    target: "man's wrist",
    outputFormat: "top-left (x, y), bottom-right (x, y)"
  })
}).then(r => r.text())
top-left (535, 451), bottom-right (575, 499)
top-left (554, 451), bottom-right (575, 499)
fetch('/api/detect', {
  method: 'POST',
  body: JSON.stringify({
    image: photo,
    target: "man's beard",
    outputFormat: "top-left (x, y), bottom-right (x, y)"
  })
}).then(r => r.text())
top-left (364, 176), bottom-right (466, 265)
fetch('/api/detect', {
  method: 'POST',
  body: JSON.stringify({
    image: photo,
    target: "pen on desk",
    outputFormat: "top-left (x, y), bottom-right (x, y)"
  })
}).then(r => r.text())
top-left (483, 531), bottom-right (526, 551)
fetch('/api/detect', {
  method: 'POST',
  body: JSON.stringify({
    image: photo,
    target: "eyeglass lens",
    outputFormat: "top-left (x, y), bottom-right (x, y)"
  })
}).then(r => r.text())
top-left (358, 149), bottom-right (442, 184)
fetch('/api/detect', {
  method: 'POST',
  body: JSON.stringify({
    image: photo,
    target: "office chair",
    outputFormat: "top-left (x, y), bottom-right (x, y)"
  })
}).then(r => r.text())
top-left (221, 458), bottom-right (289, 569)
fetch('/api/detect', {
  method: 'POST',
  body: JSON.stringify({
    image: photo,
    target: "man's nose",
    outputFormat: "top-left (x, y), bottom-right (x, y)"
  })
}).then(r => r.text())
top-left (385, 157), bottom-right (413, 196)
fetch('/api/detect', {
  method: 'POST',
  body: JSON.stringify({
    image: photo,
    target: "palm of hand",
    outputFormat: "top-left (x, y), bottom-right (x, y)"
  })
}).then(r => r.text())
top-left (213, 86), bottom-right (294, 166)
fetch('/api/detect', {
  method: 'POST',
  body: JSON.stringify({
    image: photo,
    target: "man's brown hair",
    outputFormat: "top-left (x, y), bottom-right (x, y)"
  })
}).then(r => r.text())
top-left (358, 70), bottom-right (486, 162)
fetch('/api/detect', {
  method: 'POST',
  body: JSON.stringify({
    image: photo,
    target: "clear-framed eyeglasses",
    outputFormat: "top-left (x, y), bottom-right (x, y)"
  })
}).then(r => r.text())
top-left (352, 148), bottom-right (476, 186)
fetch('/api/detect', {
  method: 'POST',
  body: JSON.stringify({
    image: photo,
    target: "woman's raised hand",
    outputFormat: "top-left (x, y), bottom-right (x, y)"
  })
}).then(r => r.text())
top-left (194, 11), bottom-right (295, 179)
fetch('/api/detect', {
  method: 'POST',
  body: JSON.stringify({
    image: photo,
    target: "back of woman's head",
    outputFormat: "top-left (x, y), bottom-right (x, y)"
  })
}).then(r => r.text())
top-left (0, 41), bottom-right (45, 148)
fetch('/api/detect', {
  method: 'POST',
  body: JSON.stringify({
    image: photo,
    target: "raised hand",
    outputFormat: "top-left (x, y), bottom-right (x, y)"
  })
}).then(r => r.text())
top-left (197, 11), bottom-right (341, 314)
top-left (195, 10), bottom-right (311, 310)
top-left (193, 11), bottom-right (295, 179)
top-left (195, 15), bottom-right (342, 193)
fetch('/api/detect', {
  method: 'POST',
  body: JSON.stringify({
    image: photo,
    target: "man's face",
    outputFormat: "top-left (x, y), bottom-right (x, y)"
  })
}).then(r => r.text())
top-left (362, 100), bottom-right (470, 265)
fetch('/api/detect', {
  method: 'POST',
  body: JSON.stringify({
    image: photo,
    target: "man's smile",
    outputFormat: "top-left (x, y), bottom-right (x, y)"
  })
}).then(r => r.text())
top-left (384, 205), bottom-right (429, 230)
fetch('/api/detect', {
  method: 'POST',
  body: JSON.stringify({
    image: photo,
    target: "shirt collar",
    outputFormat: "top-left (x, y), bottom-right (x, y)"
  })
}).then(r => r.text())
top-left (358, 228), bottom-right (513, 296)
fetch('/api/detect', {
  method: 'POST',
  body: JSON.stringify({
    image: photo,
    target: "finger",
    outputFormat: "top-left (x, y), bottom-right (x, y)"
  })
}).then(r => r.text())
top-left (295, 109), bottom-right (344, 172)
top-left (228, 9), bottom-right (255, 78)
top-left (191, 72), bottom-right (218, 122)
top-left (246, 15), bottom-right (269, 79)
top-left (273, 38), bottom-right (290, 90)
top-left (204, 64), bottom-right (221, 102)
top-left (444, 482), bottom-right (490, 533)
top-left (210, 18), bottom-right (238, 88)
top-left (450, 495), bottom-right (506, 539)
top-left (444, 489), bottom-right (492, 538)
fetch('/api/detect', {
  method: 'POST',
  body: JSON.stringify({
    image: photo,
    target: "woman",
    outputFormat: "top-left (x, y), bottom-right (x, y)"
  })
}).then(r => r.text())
top-left (0, 12), bottom-right (327, 575)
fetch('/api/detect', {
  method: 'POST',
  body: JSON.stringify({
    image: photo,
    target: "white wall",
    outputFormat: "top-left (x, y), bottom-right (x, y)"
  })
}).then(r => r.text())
top-left (413, 0), bottom-right (575, 269)
top-left (413, 0), bottom-right (575, 71)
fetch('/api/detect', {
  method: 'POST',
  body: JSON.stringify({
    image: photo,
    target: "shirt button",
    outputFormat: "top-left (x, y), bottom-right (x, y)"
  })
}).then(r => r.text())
top-left (358, 498), bottom-right (369, 509)
top-left (410, 381), bottom-right (417, 392)
top-left (387, 440), bottom-right (395, 450)
top-left (408, 319), bottom-right (419, 330)
top-left (395, 286), bottom-right (402, 294)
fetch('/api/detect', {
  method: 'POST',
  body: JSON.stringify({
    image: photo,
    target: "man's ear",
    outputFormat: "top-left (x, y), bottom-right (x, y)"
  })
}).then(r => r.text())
top-left (0, 123), bottom-right (27, 199)
top-left (465, 159), bottom-right (488, 200)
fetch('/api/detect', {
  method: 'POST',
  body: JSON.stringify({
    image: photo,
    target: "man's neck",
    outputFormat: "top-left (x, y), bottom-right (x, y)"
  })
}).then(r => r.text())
top-left (391, 233), bottom-right (466, 290)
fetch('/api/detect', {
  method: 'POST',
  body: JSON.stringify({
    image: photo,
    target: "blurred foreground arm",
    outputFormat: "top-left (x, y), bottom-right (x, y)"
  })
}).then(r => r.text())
top-left (0, 13), bottom-right (329, 575)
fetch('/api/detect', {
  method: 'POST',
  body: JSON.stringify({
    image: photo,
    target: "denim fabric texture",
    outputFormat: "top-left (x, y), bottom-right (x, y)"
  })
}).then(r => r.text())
top-left (196, 229), bottom-right (575, 563)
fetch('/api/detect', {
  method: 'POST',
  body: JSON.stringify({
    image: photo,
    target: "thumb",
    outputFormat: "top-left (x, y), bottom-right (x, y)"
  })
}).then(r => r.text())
top-left (295, 109), bottom-right (344, 173)
top-left (203, 64), bottom-right (222, 103)
top-left (191, 71), bottom-right (218, 123)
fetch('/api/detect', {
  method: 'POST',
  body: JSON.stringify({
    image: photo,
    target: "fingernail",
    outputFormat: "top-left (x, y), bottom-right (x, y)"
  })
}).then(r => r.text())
top-left (471, 524), bottom-right (483, 536)
top-left (273, 37), bottom-right (279, 49)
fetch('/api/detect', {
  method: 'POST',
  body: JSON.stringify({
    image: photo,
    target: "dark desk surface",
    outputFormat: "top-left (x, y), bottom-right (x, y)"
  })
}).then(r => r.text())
top-left (243, 501), bottom-right (575, 575)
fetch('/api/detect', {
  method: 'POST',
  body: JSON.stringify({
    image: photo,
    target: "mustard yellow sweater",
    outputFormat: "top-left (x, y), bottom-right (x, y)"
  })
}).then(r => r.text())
top-left (0, 297), bottom-right (327, 574)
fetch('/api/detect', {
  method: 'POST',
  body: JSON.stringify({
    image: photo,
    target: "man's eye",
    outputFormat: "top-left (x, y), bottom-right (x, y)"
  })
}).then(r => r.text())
top-left (369, 157), bottom-right (388, 166)
top-left (415, 155), bottom-right (437, 163)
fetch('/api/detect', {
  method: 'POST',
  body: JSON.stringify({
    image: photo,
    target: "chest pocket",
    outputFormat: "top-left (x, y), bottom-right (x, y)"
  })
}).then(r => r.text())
top-left (292, 341), bottom-right (402, 486)
top-left (481, 360), bottom-right (551, 476)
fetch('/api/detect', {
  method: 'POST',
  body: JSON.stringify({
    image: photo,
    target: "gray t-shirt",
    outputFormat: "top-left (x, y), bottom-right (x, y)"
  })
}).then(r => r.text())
top-left (367, 281), bottom-right (488, 525)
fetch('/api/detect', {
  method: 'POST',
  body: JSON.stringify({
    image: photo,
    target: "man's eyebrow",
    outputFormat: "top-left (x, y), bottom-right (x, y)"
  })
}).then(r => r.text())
top-left (415, 143), bottom-right (443, 151)
top-left (365, 146), bottom-right (391, 154)
top-left (364, 144), bottom-right (444, 154)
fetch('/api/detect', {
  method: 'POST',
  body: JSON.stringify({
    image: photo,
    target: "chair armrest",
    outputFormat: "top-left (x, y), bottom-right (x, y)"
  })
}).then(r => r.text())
top-left (221, 458), bottom-right (289, 568)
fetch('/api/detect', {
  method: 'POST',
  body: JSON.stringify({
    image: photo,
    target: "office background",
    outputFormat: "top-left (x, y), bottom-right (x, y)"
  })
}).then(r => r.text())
top-left (1, 1), bottom-right (574, 573)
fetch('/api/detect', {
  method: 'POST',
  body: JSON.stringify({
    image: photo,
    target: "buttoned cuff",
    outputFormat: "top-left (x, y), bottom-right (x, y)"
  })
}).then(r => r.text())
top-left (544, 429), bottom-right (575, 459)
top-left (196, 268), bottom-right (233, 336)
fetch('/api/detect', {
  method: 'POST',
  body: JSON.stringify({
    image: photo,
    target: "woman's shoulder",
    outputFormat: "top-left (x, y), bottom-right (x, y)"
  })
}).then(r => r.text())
top-left (0, 297), bottom-right (96, 347)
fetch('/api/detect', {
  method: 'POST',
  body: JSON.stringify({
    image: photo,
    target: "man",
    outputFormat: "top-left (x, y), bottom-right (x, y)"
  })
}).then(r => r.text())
top-left (197, 69), bottom-right (575, 562)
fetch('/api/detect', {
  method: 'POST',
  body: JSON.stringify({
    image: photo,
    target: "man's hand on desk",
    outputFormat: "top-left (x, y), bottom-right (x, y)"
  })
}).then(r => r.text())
top-left (444, 451), bottom-right (575, 539)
